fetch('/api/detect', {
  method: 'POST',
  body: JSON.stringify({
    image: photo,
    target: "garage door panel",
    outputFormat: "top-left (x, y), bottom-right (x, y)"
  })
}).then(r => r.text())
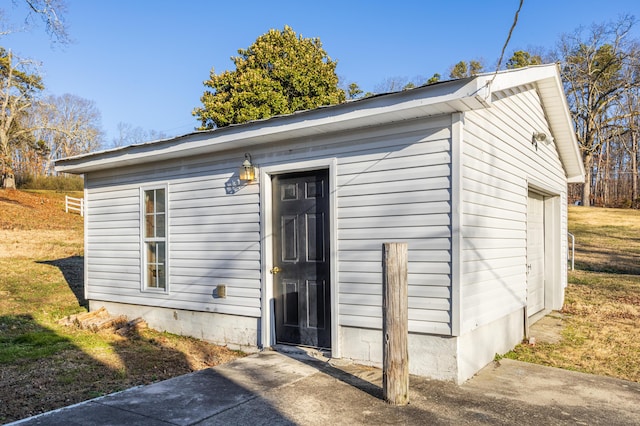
top-left (527, 191), bottom-right (545, 315)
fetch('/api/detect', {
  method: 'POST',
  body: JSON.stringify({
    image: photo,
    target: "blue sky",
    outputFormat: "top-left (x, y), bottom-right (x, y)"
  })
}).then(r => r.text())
top-left (3, 0), bottom-right (640, 145)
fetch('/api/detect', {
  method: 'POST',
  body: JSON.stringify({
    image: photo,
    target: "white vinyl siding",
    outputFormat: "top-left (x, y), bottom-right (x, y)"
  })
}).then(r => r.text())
top-left (460, 85), bottom-right (567, 333)
top-left (86, 187), bottom-right (141, 297)
top-left (64, 66), bottom-right (582, 380)
top-left (83, 87), bottom-right (571, 338)
top-left (332, 117), bottom-right (453, 335)
top-left (85, 160), bottom-right (261, 318)
top-left (259, 117), bottom-right (453, 334)
top-left (83, 115), bottom-right (453, 333)
top-left (82, 84), bottom-right (570, 340)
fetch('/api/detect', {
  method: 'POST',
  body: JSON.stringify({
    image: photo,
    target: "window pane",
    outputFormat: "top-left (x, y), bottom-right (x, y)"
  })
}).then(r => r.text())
top-left (157, 265), bottom-right (166, 289)
top-left (156, 213), bottom-right (165, 238)
top-left (145, 214), bottom-right (154, 238)
top-left (147, 265), bottom-right (157, 288)
top-left (157, 242), bottom-right (165, 263)
top-left (156, 189), bottom-right (165, 213)
top-left (145, 190), bottom-right (155, 214)
top-left (147, 242), bottom-right (157, 263)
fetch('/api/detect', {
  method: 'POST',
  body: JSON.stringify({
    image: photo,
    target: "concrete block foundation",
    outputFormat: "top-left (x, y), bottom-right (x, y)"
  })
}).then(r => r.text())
top-left (89, 301), bottom-right (260, 353)
top-left (91, 301), bottom-right (526, 383)
top-left (339, 309), bottom-right (526, 384)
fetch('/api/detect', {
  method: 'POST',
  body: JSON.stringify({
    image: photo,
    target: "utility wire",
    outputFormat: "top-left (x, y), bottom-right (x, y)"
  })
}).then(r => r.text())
top-left (488, 0), bottom-right (524, 87)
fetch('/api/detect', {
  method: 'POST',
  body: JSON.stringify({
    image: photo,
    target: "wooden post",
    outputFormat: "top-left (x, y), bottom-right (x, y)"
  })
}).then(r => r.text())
top-left (382, 242), bottom-right (409, 405)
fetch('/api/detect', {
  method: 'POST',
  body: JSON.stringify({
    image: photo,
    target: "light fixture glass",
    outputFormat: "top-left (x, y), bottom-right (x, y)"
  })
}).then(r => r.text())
top-left (239, 153), bottom-right (256, 182)
top-left (533, 131), bottom-right (547, 142)
top-left (531, 131), bottom-right (549, 150)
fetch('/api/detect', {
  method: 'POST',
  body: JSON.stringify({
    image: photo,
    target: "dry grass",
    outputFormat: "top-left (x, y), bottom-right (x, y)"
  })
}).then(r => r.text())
top-left (0, 189), bottom-right (84, 231)
top-left (567, 206), bottom-right (640, 274)
top-left (0, 189), bottom-right (244, 423)
top-left (4, 190), bottom-right (639, 421)
top-left (506, 206), bottom-right (640, 382)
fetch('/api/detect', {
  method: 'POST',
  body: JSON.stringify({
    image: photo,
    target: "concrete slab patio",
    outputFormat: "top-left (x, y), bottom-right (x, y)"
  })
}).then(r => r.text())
top-left (10, 346), bottom-right (640, 426)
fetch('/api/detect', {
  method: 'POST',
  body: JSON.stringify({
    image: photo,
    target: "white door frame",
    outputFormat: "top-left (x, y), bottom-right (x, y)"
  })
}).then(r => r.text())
top-left (259, 158), bottom-right (339, 356)
top-left (526, 180), bottom-right (563, 318)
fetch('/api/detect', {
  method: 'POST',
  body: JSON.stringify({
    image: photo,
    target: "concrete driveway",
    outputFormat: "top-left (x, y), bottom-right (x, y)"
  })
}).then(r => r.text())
top-left (10, 347), bottom-right (640, 426)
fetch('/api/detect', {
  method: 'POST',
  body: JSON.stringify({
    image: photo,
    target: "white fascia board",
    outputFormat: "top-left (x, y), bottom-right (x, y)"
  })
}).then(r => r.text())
top-left (534, 66), bottom-right (585, 183)
top-left (475, 63), bottom-right (559, 94)
top-left (55, 78), bottom-right (491, 174)
top-left (547, 72), bottom-right (585, 183)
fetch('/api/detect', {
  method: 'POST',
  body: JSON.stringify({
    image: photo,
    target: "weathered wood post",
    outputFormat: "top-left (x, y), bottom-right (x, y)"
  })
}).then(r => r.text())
top-left (382, 242), bottom-right (409, 405)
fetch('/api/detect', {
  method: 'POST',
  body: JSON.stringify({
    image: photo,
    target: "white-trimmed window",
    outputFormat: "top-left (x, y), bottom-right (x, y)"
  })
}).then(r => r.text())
top-left (142, 186), bottom-right (168, 291)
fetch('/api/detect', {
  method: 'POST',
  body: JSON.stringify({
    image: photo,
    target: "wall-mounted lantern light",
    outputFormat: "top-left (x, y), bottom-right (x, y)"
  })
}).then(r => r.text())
top-left (239, 153), bottom-right (256, 182)
top-left (531, 131), bottom-right (548, 150)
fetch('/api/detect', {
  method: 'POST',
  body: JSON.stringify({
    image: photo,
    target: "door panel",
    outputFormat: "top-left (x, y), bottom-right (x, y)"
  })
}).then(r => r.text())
top-left (527, 191), bottom-right (545, 315)
top-left (306, 213), bottom-right (324, 261)
top-left (283, 280), bottom-right (299, 326)
top-left (282, 215), bottom-right (298, 261)
top-left (272, 170), bottom-right (331, 348)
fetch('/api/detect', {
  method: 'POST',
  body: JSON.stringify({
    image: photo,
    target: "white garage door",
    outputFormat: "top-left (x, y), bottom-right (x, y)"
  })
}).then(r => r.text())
top-left (527, 191), bottom-right (545, 315)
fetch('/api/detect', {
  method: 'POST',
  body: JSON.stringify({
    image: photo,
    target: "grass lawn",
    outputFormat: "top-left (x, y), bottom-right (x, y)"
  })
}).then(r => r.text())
top-left (506, 206), bottom-right (640, 383)
top-left (0, 190), bottom-right (243, 423)
top-left (2, 190), bottom-right (639, 421)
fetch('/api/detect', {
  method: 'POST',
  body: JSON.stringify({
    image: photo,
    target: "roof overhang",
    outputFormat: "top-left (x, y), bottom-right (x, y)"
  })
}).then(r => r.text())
top-left (56, 64), bottom-right (585, 184)
top-left (472, 64), bottom-right (584, 183)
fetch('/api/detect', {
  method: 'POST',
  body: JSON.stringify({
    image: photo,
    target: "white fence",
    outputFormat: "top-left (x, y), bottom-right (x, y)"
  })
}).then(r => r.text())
top-left (65, 195), bottom-right (84, 217)
top-left (568, 232), bottom-right (575, 270)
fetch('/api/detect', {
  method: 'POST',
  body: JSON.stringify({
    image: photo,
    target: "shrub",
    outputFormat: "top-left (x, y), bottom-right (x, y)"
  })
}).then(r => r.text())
top-left (17, 174), bottom-right (84, 191)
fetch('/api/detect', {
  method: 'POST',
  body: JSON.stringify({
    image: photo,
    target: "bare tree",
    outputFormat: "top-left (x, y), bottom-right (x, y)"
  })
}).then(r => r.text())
top-left (557, 15), bottom-right (640, 206)
top-left (374, 76), bottom-right (410, 93)
top-left (111, 122), bottom-right (168, 148)
top-left (2, 0), bottom-right (69, 44)
top-left (28, 93), bottom-right (103, 174)
top-left (0, 48), bottom-right (43, 187)
top-left (610, 76), bottom-right (640, 208)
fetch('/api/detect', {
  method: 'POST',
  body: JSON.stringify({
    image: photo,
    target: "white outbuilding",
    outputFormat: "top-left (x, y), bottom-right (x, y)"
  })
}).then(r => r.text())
top-left (56, 64), bottom-right (584, 383)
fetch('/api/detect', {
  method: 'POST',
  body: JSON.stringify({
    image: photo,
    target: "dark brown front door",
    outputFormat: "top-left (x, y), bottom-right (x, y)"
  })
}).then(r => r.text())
top-left (272, 170), bottom-right (331, 348)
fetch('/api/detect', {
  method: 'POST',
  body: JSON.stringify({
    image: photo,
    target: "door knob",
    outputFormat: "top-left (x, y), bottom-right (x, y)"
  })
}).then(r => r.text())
top-left (270, 266), bottom-right (281, 274)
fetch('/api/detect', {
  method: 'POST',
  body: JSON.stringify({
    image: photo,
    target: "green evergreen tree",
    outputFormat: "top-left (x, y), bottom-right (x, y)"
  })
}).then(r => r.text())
top-left (506, 50), bottom-right (542, 69)
top-left (449, 60), bottom-right (484, 79)
top-left (449, 61), bottom-right (468, 79)
top-left (426, 73), bottom-right (441, 84)
top-left (193, 26), bottom-right (345, 129)
top-left (347, 82), bottom-right (364, 99)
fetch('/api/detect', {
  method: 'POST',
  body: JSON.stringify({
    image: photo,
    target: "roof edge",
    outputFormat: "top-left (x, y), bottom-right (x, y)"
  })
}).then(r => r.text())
top-left (55, 77), bottom-right (484, 174)
top-left (55, 64), bottom-right (585, 182)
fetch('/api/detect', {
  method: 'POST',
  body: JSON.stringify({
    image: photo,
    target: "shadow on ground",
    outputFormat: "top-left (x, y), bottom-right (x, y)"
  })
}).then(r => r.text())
top-left (38, 256), bottom-right (86, 308)
top-left (0, 311), bottom-right (197, 424)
